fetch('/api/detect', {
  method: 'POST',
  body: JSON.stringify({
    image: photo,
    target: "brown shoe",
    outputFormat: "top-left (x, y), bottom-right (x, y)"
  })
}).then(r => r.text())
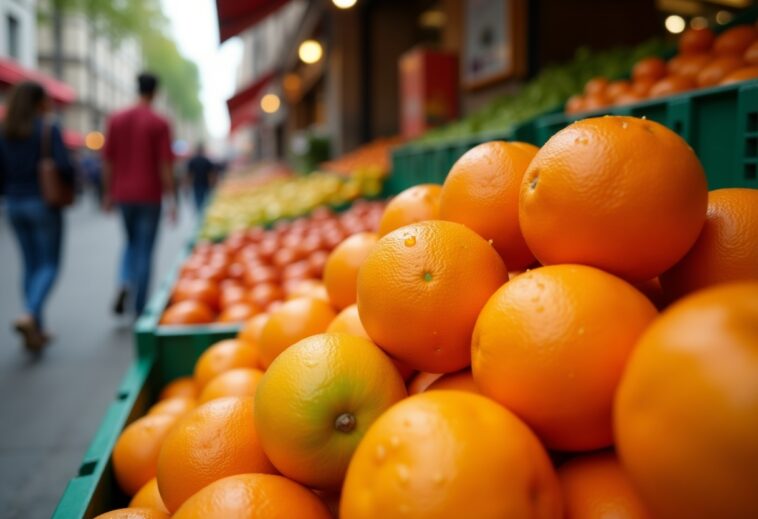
top-left (12, 316), bottom-right (48, 353)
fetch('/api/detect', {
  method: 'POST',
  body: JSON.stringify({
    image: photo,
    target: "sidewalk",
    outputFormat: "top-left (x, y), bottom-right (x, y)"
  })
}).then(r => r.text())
top-left (0, 196), bottom-right (194, 519)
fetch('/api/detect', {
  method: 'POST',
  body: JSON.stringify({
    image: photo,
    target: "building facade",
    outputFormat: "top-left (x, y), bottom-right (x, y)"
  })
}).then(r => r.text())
top-left (36, 10), bottom-right (142, 136)
top-left (232, 0), bottom-right (307, 161)
top-left (0, 0), bottom-right (37, 68)
top-left (35, 2), bottom-right (204, 147)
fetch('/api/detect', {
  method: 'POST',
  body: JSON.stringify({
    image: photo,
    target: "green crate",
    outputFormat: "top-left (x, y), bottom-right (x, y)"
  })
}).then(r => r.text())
top-left (52, 245), bottom-right (242, 518)
top-left (534, 80), bottom-right (758, 189)
top-left (52, 344), bottom-right (213, 519)
top-left (389, 118), bottom-right (541, 192)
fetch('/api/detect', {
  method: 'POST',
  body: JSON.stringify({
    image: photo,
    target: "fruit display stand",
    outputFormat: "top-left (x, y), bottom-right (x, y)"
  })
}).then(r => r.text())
top-left (52, 350), bottom-right (205, 518)
top-left (134, 245), bottom-right (240, 361)
top-left (534, 80), bottom-right (758, 189)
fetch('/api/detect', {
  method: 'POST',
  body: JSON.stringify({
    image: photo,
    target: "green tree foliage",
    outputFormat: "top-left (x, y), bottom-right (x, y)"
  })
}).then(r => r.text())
top-left (46, 0), bottom-right (203, 121)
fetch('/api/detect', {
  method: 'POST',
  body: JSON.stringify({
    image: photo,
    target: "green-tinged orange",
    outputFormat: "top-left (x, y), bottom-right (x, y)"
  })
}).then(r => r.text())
top-left (254, 333), bottom-right (407, 490)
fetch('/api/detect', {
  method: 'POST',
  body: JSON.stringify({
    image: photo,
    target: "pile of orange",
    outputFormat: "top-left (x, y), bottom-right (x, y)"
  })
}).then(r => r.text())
top-left (567, 24), bottom-right (758, 114)
top-left (159, 201), bottom-right (384, 326)
top-left (98, 115), bottom-right (757, 519)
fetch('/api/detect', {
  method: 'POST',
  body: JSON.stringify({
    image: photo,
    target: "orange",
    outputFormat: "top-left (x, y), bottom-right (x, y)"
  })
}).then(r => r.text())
top-left (744, 40), bottom-right (758, 64)
top-left (661, 188), bottom-right (758, 301)
top-left (439, 141), bottom-right (538, 269)
top-left (615, 282), bottom-right (758, 519)
top-left (326, 306), bottom-right (415, 382)
top-left (218, 283), bottom-right (249, 310)
top-left (198, 368), bottom-right (264, 403)
top-left (377, 184), bottom-right (442, 237)
top-left (679, 27), bottom-right (715, 54)
top-left (648, 74), bottom-right (695, 97)
top-left (158, 377), bottom-right (198, 400)
top-left (696, 55), bottom-right (745, 86)
top-left (193, 339), bottom-right (260, 389)
top-left (255, 333), bottom-right (406, 490)
top-left (631, 56), bottom-right (667, 82)
top-left (668, 53), bottom-right (712, 80)
top-left (472, 265), bottom-right (657, 451)
top-left (720, 65), bottom-right (758, 84)
top-left (172, 278), bottom-right (220, 311)
top-left (558, 452), bottom-right (651, 519)
top-left (285, 279), bottom-right (329, 302)
top-left (565, 94), bottom-right (585, 114)
top-left (614, 91), bottom-right (645, 106)
top-left (605, 80), bottom-right (632, 100)
top-left (631, 77), bottom-right (656, 96)
top-left (584, 76), bottom-right (608, 96)
top-left (258, 297), bottom-right (336, 367)
top-left (216, 301), bottom-right (260, 323)
top-left (237, 313), bottom-right (268, 350)
top-left (160, 300), bottom-right (215, 326)
top-left (519, 116), bottom-right (708, 282)
top-left (407, 371), bottom-right (443, 395)
top-left (157, 397), bottom-right (276, 512)
top-left (713, 24), bottom-right (757, 56)
top-left (426, 369), bottom-right (478, 393)
top-left (248, 282), bottom-right (284, 308)
top-left (129, 478), bottom-right (169, 514)
top-left (146, 397), bottom-right (195, 418)
top-left (113, 414), bottom-right (179, 495)
top-left (323, 232), bottom-right (379, 309)
top-left (326, 304), bottom-right (369, 338)
top-left (358, 220), bottom-right (507, 372)
top-left (172, 473), bottom-right (331, 519)
top-left (94, 509), bottom-right (169, 519)
top-left (340, 391), bottom-right (562, 519)
top-left (583, 93), bottom-right (610, 111)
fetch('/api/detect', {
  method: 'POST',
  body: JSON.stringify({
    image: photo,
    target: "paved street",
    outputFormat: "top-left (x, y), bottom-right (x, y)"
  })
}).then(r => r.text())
top-left (0, 195), bottom-right (194, 519)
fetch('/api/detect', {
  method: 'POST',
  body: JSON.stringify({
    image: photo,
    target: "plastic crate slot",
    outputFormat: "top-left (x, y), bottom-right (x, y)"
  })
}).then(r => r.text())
top-left (116, 390), bottom-right (129, 401)
top-left (746, 137), bottom-right (758, 158)
top-left (745, 163), bottom-right (757, 180)
top-left (78, 461), bottom-right (97, 477)
top-left (673, 120), bottom-right (684, 135)
top-left (748, 112), bottom-right (758, 133)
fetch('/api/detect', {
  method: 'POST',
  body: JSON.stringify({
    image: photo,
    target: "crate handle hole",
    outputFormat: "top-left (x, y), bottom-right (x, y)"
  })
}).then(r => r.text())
top-left (748, 112), bottom-right (758, 133)
top-left (78, 461), bottom-right (97, 477)
top-left (116, 390), bottom-right (129, 401)
top-left (745, 163), bottom-right (757, 180)
top-left (746, 137), bottom-right (758, 158)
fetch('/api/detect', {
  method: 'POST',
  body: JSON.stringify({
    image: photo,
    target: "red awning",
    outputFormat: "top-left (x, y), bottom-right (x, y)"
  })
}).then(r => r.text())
top-left (227, 70), bottom-right (276, 132)
top-left (216, 0), bottom-right (291, 42)
top-left (0, 58), bottom-right (76, 105)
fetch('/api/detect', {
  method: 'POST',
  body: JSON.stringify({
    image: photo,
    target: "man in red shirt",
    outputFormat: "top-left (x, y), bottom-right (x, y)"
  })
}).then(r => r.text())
top-left (102, 72), bottom-right (176, 316)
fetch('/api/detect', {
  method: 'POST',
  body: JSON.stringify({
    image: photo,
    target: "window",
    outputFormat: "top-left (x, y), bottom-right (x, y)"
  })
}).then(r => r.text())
top-left (7, 14), bottom-right (20, 60)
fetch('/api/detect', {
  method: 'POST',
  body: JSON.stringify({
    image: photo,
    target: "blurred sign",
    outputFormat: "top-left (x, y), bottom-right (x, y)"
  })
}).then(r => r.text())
top-left (399, 49), bottom-right (459, 139)
top-left (462, 0), bottom-right (526, 89)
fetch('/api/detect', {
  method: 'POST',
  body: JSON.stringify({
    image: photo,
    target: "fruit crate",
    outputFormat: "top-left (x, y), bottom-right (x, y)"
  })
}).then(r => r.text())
top-left (52, 348), bottom-right (205, 519)
top-left (388, 118), bottom-right (541, 193)
top-left (534, 81), bottom-right (758, 190)
top-left (133, 245), bottom-right (240, 362)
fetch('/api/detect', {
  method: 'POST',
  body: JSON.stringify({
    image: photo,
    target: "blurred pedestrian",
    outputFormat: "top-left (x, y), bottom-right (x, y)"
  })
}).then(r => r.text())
top-left (186, 142), bottom-right (217, 213)
top-left (80, 150), bottom-right (103, 206)
top-left (102, 72), bottom-right (176, 317)
top-left (0, 81), bottom-right (75, 352)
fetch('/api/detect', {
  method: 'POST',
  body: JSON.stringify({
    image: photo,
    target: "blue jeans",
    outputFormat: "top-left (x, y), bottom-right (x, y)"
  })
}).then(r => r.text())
top-left (118, 203), bottom-right (161, 315)
top-left (7, 197), bottom-right (63, 328)
top-left (192, 184), bottom-right (209, 213)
